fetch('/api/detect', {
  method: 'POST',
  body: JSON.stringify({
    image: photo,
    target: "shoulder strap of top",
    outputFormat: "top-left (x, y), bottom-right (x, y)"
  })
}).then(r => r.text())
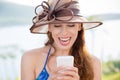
top-left (43, 47), bottom-right (51, 68)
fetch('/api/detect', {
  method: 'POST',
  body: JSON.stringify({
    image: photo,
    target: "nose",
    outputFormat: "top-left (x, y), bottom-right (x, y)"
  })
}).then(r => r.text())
top-left (60, 26), bottom-right (68, 36)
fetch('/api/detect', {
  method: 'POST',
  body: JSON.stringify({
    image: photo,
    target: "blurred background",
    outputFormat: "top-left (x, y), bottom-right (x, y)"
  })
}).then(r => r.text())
top-left (0, 0), bottom-right (120, 80)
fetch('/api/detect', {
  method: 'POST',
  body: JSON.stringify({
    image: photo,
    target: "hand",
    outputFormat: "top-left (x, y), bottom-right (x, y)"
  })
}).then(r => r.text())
top-left (48, 66), bottom-right (80, 80)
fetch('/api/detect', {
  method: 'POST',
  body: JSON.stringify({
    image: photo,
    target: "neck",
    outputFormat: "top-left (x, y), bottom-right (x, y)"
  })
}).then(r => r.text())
top-left (53, 44), bottom-right (70, 56)
top-left (55, 49), bottom-right (70, 56)
top-left (52, 44), bottom-right (71, 56)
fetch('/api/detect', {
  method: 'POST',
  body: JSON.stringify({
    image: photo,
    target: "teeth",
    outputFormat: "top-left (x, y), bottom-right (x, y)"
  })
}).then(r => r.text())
top-left (60, 37), bottom-right (70, 41)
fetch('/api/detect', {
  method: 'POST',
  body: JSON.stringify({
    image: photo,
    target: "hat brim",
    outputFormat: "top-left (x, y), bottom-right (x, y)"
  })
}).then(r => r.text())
top-left (30, 16), bottom-right (103, 34)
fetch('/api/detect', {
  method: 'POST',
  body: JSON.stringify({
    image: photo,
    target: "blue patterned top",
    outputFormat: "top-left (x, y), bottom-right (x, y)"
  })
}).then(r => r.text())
top-left (36, 48), bottom-right (51, 80)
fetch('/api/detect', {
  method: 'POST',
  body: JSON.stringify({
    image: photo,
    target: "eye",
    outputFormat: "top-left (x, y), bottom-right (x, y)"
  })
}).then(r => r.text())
top-left (54, 24), bottom-right (61, 27)
top-left (67, 24), bottom-right (75, 27)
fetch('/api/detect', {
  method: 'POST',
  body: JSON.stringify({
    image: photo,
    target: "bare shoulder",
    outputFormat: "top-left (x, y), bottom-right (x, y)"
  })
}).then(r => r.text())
top-left (91, 55), bottom-right (102, 70)
top-left (21, 48), bottom-right (41, 62)
top-left (91, 55), bottom-right (101, 65)
top-left (91, 55), bottom-right (102, 80)
top-left (21, 46), bottom-right (51, 80)
top-left (21, 46), bottom-right (50, 62)
top-left (21, 47), bottom-right (43, 68)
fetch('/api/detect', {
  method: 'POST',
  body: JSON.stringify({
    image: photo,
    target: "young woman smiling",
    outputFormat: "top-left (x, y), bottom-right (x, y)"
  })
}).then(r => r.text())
top-left (21, 0), bottom-right (103, 80)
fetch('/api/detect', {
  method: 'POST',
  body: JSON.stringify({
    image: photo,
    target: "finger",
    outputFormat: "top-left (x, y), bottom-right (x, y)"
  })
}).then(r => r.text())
top-left (53, 66), bottom-right (66, 73)
top-left (62, 66), bottom-right (78, 73)
top-left (49, 66), bottom-right (67, 80)
top-left (59, 70), bottom-right (79, 78)
top-left (57, 76), bottom-right (74, 80)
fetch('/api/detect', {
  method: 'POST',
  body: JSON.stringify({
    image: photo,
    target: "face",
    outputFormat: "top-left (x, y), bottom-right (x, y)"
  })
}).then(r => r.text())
top-left (49, 23), bottom-right (81, 50)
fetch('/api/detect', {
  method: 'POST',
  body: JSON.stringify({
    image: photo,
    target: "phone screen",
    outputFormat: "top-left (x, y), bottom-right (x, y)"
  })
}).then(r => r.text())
top-left (56, 56), bottom-right (74, 67)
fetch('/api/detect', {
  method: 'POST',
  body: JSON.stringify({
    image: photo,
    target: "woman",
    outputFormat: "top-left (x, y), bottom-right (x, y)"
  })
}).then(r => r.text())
top-left (21, 0), bottom-right (103, 80)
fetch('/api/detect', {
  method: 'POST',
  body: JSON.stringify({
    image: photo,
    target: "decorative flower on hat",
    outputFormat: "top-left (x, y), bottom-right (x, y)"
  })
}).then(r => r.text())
top-left (32, 0), bottom-right (80, 25)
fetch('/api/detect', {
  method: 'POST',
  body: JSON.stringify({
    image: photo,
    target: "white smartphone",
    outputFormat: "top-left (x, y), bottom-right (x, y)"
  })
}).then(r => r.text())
top-left (56, 56), bottom-right (74, 67)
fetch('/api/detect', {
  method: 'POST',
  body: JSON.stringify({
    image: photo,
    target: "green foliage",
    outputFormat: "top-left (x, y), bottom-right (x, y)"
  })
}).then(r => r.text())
top-left (102, 60), bottom-right (120, 80)
top-left (113, 60), bottom-right (120, 70)
top-left (103, 60), bottom-right (120, 74)
top-left (102, 72), bottom-right (120, 80)
top-left (0, 54), bottom-right (7, 59)
top-left (0, 45), bottom-right (24, 59)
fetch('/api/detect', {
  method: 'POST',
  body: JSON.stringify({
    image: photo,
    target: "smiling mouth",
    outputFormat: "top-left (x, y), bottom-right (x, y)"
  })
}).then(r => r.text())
top-left (59, 37), bottom-right (71, 46)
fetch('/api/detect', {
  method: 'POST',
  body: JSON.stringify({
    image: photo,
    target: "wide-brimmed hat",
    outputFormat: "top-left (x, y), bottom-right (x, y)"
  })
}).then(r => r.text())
top-left (30, 0), bottom-right (103, 34)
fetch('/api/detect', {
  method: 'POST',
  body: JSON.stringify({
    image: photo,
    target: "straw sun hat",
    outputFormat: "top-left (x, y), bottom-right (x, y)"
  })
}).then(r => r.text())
top-left (30, 0), bottom-right (103, 34)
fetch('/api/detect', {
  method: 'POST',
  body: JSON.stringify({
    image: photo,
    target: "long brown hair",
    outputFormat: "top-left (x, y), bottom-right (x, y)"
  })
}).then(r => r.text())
top-left (45, 24), bottom-right (94, 80)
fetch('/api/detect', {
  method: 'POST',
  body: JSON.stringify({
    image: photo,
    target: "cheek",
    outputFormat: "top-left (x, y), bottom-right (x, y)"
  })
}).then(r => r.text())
top-left (73, 32), bottom-right (78, 40)
top-left (51, 30), bottom-right (59, 40)
top-left (49, 27), bottom-right (58, 36)
top-left (70, 28), bottom-right (79, 35)
top-left (70, 29), bottom-right (79, 41)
